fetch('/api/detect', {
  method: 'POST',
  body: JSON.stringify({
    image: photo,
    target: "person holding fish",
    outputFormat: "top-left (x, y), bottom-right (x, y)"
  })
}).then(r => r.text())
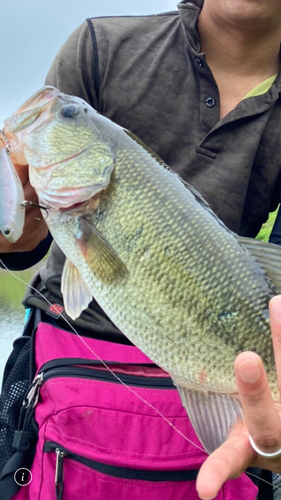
top-left (1, 0), bottom-right (281, 499)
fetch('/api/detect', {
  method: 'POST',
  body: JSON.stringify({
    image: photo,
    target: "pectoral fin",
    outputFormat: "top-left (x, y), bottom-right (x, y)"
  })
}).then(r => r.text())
top-left (61, 258), bottom-right (93, 320)
top-left (173, 378), bottom-right (243, 454)
top-left (76, 217), bottom-right (128, 283)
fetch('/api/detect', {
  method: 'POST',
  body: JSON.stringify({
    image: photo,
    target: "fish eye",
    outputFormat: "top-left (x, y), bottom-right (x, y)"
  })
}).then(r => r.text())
top-left (61, 105), bottom-right (79, 118)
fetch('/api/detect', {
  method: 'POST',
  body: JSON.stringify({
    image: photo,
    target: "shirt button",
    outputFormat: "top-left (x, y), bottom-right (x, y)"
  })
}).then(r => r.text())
top-left (205, 97), bottom-right (216, 107)
top-left (195, 57), bottom-right (203, 67)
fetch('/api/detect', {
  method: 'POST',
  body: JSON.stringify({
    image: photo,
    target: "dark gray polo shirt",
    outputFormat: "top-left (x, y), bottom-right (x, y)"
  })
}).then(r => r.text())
top-left (44, 0), bottom-right (281, 236)
top-left (7, 0), bottom-right (281, 336)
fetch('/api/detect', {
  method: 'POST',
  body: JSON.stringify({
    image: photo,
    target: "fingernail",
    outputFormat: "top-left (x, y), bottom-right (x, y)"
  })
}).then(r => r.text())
top-left (239, 359), bottom-right (261, 383)
top-left (197, 489), bottom-right (216, 500)
top-left (270, 296), bottom-right (281, 323)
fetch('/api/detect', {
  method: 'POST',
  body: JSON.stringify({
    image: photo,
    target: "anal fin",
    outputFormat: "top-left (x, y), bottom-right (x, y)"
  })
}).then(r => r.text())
top-left (173, 379), bottom-right (243, 454)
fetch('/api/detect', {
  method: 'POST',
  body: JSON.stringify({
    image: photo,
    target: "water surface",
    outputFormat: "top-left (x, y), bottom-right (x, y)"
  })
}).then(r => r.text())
top-left (0, 267), bottom-right (39, 386)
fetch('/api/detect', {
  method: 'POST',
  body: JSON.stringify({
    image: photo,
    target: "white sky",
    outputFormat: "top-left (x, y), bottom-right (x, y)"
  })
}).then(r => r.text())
top-left (0, 0), bottom-right (178, 125)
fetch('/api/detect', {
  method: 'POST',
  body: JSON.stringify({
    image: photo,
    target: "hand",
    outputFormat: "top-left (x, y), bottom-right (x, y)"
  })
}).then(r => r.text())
top-left (0, 163), bottom-right (48, 253)
top-left (196, 295), bottom-right (281, 500)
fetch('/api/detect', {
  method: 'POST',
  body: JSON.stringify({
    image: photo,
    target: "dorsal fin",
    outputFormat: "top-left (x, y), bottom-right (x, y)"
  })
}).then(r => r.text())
top-left (237, 236), bottom-right (281, 293)
top-left (178, 177), bottom-right (281, 294)
top-left (177, 177), bottom-right (235, 234)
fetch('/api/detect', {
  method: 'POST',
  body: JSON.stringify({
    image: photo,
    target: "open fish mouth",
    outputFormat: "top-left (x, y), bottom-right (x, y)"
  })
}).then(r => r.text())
top-left (59, 201), bottom-right (87, 213)
top-left (38, 188), bottom-right (97, 210)
top-left (57, 191), bottom-right (102, 214)
top-left (13, 87), bottom-right (58, 115)
top-left (37, 184), bottom-right (104, 211)
top-left (3, 87), bottom-right (59, 135)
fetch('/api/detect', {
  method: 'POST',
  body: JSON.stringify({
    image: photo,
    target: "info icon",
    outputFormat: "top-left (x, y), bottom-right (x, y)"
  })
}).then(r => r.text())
top-left (14, 468), bottom-right (32, 486)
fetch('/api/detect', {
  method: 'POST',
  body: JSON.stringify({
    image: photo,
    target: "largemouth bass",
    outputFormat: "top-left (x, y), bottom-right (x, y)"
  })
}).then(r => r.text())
top-left (3, 86), bottom-right (281, 454)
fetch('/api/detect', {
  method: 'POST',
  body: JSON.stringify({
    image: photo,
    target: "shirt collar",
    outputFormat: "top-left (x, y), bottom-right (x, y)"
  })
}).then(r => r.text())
top-left (177, 0), bottom-right (203, 53)
top-left (177, 0), bottom-right (281, 98)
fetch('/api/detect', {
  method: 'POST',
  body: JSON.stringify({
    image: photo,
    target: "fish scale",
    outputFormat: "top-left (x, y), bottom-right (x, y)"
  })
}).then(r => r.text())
top-left (3, 85), bottom-right (281, 453)
top-left (47, 138), bottom-right (273, 391)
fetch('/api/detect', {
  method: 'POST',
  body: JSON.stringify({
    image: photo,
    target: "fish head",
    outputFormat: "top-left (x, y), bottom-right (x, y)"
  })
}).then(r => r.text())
top-left (3, 87), bottom-right (116, 209)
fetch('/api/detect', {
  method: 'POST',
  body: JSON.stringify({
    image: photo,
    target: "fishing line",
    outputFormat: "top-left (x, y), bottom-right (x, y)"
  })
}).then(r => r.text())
top-left (2, 259), bottom-right (281, 495)
top-left (0, 258), bottom-right (206, 454)
top-left (246, 470), bottom-right (281, 496)
top-left (0, 129), bottom-right (10, 153)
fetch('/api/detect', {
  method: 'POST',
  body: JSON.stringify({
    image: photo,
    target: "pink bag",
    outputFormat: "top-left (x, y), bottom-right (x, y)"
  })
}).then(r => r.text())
top-left (12, 322), bottom-right (257, 499)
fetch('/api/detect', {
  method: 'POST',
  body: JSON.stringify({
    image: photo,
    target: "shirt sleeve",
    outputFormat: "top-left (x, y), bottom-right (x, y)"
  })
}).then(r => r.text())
top-left (0, 232), bottom-right (53, 271)
top-left (44, 20), bottom-right (99, 110)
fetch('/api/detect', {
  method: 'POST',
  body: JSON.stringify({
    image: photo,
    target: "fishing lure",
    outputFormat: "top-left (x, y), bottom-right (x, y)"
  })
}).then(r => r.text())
top-left (0, 138), bottom-right (25, 243)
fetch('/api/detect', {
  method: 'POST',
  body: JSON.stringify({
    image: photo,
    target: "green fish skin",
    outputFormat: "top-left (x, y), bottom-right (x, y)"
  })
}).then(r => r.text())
top-left (4, 86), bottom-right (281, 454)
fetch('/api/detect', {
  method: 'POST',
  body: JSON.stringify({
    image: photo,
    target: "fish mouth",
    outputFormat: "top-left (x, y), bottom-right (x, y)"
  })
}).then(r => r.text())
top-left (13, 87), bottom-right (58, 115)
top-left (4, 87), bottom-right (59, 135)
top-left (38, 182), bottom-right (104, 211)
top-left (57, 191), bottom-right (102, 214)
top-left (59, 201), bottom-right (87, 213)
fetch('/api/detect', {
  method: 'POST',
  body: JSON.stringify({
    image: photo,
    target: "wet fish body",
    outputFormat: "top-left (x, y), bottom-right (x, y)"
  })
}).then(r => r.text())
top-left (0, 147), bottom-right (25, 242)
top-left (3, 87), bottom-right (281, 453)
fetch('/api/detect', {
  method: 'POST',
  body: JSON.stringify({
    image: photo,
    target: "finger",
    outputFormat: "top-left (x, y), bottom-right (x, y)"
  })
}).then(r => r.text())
top-left (270, 295), bottom-right (281, 394)
top-left (0, 183), bottom-right (48, 253)
top-left (0, 213), bottom-right (48, 253)
top-left (196, 425), bottom-right (253, 499)
top-left (235, 351), bottom-right (281, 458)
top-left (18, 210), bottom-right (49, 251)
top-left (11, 163), bottom-right (29, 185)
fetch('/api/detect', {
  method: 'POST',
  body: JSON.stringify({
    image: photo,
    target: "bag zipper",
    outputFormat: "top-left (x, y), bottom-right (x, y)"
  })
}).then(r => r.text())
top-left (14, 360), bottom-right (175, 453)
top-left (26, 359), bottom-right (175, 408)
top-left (24, 372), bottom-right (44, 408)
top-left (55, 448), bottom-right (67, 500)
top-left (44, 441), bottom-right (199, 500)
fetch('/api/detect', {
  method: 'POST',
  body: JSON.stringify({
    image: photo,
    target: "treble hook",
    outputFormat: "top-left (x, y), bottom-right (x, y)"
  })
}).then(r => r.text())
top-left (21, 200), bottom-right (49, 221)
top-left (0, 129), bottom-right (11, 154)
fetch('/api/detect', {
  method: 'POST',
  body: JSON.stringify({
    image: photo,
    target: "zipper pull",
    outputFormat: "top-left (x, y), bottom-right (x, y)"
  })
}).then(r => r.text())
top-left (55, 448), bottom-right (67, 500)
top-left (24, 372), bottom-right (44, 409)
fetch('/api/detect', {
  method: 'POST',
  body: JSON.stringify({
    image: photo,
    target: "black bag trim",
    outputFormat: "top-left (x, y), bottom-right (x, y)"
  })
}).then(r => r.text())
top-left (0, 449), bottom-right (36, 500)
top-left (44, 441), bottom-right (199, 482)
